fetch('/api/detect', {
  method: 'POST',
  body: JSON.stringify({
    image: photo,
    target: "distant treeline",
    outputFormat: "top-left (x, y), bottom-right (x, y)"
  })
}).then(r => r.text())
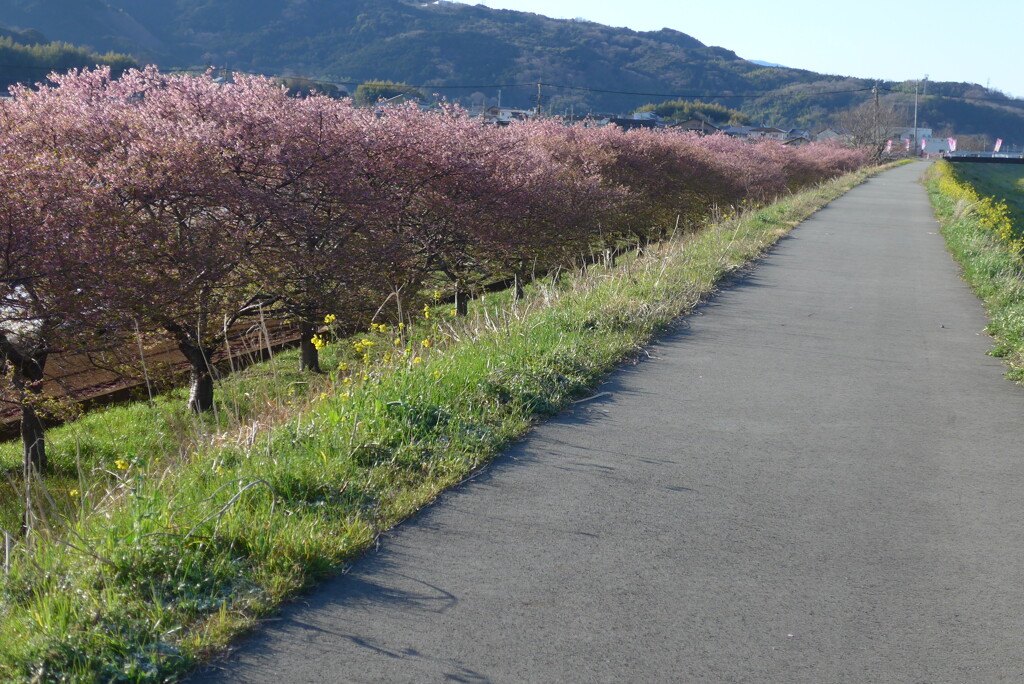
top-left (635, 99), bottom-right (750, 126)
top-left (0, 28), bottom-right (138, 91)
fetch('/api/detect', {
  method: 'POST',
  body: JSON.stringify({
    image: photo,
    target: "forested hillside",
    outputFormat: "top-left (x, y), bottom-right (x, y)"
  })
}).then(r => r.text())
top-left (1, 0), bottom-right (1022, 140)
top-left (0, 27), bottom-right (138, 90)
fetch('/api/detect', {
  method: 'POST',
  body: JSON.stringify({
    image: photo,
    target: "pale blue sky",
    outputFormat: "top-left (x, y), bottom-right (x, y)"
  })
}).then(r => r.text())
top-left (452, 0), bottom-right (1024, 98)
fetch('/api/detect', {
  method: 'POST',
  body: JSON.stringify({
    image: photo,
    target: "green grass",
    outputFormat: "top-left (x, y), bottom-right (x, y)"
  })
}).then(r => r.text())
top-left (949, 162), bottom-right (1024, 234)
top-left (925, 160), bottom-right (1024, 379)
top-left (0, 165), bottom-right (885, 682)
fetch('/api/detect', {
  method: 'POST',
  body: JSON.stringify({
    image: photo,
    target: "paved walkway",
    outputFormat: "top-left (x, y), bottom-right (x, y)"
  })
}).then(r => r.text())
top-left (193, 162), bottom-right (1024, 683)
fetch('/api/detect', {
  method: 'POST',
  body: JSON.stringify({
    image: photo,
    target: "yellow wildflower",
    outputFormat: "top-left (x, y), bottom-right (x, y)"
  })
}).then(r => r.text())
top-left (324, 313), bottom-right (337, 324)
top-left (69, 489), bottom-right (79, 497)
top-left (338, 362), bottom-right (348, 371)
top-left (421, 338), bottom-right (432, 348)
top-left (114, 459), bottom-right (129, 470)
top-left (413, 356), bottom-right (422, 364)
top-left (311, 334), bottom-right (327, 351)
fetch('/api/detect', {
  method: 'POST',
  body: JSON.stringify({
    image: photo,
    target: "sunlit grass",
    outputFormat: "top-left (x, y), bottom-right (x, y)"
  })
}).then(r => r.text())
top-left (951, 162), bottom-right (1024, 231)
top-left (926, 161), bottom-right (1024, 379)
top-left (0, 165), bottom-right (883, 682)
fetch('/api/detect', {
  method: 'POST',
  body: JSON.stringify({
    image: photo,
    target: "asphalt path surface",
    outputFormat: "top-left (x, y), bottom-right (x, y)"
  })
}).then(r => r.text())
top-left (192, 162), bottom-right (1024, 683)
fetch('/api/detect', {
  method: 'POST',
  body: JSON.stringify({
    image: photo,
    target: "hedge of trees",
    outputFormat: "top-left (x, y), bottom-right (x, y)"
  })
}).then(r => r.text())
top-left (0, 34), bottom-right (139, 91)
top-left (0, 67), bottom-right (869, 478)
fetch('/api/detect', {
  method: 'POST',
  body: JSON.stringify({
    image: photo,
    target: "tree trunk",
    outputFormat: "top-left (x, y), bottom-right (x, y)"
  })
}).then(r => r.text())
top-left (513, 273), bottom-right (525, 301)
top-left (22, 403), bottom-right (45, 476)
top-left (299, 320), bottom-right (321, 373)
top-left (20, 353), bottom-right (47, 479)
top-left (455, 289), bottom-right (469, 317)
top-left (181, 344), bottom-right (215, 413)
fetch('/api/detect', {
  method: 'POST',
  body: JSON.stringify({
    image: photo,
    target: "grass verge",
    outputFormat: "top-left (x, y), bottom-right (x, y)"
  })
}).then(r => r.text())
top-left (924, 160), bottom-right (1024, 379)
top-left (1, 164), bottom-right (884, 682)
top-left (945, 161), bottom-right (1024, 232)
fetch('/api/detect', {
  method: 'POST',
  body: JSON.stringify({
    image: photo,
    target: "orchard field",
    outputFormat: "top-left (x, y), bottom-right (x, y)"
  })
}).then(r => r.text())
top-left (0, 67), bottom-right (870, 681)
top-left (0, 66), bottom-right (866, 481)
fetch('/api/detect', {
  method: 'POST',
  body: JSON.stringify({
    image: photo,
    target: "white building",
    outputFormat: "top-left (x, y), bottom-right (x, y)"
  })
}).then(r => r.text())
top-left (921, 137), bottom-right (953, 155)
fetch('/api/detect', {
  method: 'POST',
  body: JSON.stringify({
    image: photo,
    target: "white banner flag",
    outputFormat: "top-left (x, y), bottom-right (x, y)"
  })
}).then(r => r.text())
top-left (904, 139), bottom-right (910, 151)
top-left (947, 137), bottom-right (957, 152)
top-left (885, 140), bottom-right (893, 153)
top-left (921, 138), bottom-right (928, 149)
top-left (995, 138), bottom-right (1003, 153)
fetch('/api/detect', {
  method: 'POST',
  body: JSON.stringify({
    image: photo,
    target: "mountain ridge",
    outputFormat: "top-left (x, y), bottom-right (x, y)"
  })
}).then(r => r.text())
top-left (1, 0), bottom-right (1021, 142)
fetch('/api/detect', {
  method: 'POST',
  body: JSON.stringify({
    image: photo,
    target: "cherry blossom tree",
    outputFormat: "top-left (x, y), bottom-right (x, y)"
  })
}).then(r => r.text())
top-left (18, 67), bottom-right (282, 412)
top-left (0, 65), bottom-right (871, 433)
top-left (90, 71), bottom-right (276, 411)
top-left (0, 88), bottom-right (115, 476)
top-left (244, 98), bottom-right (403, 372)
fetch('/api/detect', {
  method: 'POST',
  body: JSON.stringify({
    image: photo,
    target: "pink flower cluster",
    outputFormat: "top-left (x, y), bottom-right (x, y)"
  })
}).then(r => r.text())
top-left (0, 67), bottom-right (867, 430)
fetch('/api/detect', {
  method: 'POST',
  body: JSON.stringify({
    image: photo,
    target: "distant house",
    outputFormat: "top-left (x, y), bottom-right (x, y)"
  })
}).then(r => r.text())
top-left (815, 127), bottom-right (855, 144)
top-left (783, 136), bottom-right (812, 146)
top-left (720, 125), bottom-right (753, 139)
top-left (673, 118), bottom-right (720, 135)
top-left (782, 128), bottom-right (812, 146)
top-left (892, 126), bottom-right (932, 141)
top-left (609, 117), bottom-right (661, 130)
top-left (749, 125), bottom-right (787, 140)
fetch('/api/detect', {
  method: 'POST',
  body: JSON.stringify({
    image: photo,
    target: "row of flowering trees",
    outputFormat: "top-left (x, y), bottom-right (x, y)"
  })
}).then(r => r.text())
top-left (0, 67), bottom-right (868, 476)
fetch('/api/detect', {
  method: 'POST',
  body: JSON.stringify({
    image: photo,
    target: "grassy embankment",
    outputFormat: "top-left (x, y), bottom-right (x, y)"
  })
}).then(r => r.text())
top-left (0, 164), bottom-right (885, 682)
top-left (925, 160), bottom-right (1024, 379)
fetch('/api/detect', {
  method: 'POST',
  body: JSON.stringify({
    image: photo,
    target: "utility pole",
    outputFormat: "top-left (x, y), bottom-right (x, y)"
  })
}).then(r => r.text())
top-left (536, 82), bottom-right (542, 118)
top-left (912, 79), bottom-right (919, 157)
top-left (873, 82), bottom-right (880, 151)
